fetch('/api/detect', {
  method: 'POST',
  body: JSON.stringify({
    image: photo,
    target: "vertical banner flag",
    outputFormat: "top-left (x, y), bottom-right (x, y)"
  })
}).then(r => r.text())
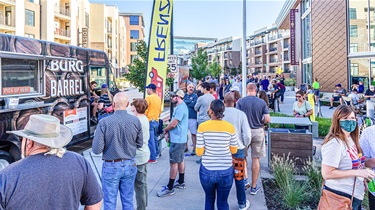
top-left (145, 0), bottom-right (173, 108)
top-left (290, 9), bottom-right (298, 65)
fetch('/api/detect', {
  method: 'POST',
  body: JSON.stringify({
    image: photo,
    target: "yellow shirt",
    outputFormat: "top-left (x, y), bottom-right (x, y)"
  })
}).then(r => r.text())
top-left (145, 93), bottom-right (162, 121)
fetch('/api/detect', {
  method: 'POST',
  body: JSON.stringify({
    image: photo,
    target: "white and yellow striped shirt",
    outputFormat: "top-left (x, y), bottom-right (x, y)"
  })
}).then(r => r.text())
top-left (196, 120), bottom-right (238, 170)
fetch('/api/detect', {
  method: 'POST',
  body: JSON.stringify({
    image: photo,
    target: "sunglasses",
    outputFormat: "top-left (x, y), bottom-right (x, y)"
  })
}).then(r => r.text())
top-left (296, 95), bottom-right (302, 98)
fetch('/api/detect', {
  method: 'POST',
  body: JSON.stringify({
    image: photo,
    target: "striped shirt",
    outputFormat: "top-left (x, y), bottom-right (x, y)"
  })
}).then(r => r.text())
top-left (196, 120), bottom-right (238, 170)
top-left (98, 94), bottom-right (112, 115)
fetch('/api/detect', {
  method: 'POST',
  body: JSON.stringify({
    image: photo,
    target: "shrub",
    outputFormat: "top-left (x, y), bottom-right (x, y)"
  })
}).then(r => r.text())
top-left (284, 78), bottom-right (297, 86)
top-left (270, 154), bottom-right (296, 189)
top-left (282, 180), bottom-right (309, 209)
top-left (302, 158), bottom-right (323, 191)
top-left (316, 117), bottom-right (331, 137)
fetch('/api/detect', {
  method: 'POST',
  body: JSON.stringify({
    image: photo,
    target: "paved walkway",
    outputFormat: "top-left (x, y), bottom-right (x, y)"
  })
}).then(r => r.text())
top-left (80, 89), bottom-right (332, 210)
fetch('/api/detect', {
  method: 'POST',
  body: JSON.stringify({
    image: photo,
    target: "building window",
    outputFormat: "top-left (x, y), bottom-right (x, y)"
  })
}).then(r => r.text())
top-left (130, 30), bottom-right (139, 39)
top-left (349, 8), bottom-right (357, 19)
top-left (25, 33), bottom-right (35, 38)
top-left (130, 42), bottom-right (138, 51)
top-left (351, 63), bottom-right (359, 75)
top-left (1, 58), bottom-right (40, 96)
top-left (350, 25), bottom-right (358, 37)
top-left (130, 16), bottom-right (139, 25)
top-left (25, 10), bottom-right (35, 26)
top-left (29, 0), bottom-right (34, 2)
top-left (350, 43), bottom-right (358, 53)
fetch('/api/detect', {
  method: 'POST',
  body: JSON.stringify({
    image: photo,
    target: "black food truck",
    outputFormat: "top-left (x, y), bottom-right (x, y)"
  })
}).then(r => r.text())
top-left (0, 34), bottom-right (116, 170)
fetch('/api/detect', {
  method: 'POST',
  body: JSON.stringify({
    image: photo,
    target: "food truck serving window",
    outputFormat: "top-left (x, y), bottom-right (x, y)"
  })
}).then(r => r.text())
top-left (1, 58), bottom-right (40, 96)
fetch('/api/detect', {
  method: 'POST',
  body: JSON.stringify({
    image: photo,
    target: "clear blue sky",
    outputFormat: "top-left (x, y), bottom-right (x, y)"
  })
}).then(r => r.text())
top-left (89, 0), bottom-right (286, 40)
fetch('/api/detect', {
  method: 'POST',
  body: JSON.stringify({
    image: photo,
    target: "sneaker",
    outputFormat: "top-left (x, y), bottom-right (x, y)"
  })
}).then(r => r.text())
top-left (196, 158), bottom-right (202, 164)
top-left (156, 155), bottom-right (160, 159)
top-left (157, 186), bottom-right (175, 197)
top-left (239, 200), bottom-right (250, 210)
top-left (173, 182), bottom-right (186, 189)
top-left (191, 150), bottom-right (196, 156)
top-left (148, 160), bottom-right (157, 164)
top-left (329, 106), bottom-right (333, 109)
top-left (250, 185), bottom-right (260, 195)
top-left (184, 148), bottom-right (189, 153)
top-left (244, 179), bottom-right (250, 190)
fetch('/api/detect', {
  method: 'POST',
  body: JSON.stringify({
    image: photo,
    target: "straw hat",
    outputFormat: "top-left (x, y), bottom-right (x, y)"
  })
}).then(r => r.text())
top-left (7, 114), bottom-right (73, 149)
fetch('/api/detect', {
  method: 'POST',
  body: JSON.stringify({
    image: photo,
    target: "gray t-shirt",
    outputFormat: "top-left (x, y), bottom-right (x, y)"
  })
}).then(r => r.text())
top-left (237, 96), bottom-right (269, 129)
top-left (293, 100), bottom-right (312, 116)
top-left (321, 137), bottom-right (365, 200)
top-left (0, 151), bottom-right (103, 210)
top-left (194, 93), bottom-right (215, 124)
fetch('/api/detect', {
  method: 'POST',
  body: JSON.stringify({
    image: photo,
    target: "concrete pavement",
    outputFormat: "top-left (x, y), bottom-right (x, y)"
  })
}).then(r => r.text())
top-left (80, 88), bottom-right (332, 210)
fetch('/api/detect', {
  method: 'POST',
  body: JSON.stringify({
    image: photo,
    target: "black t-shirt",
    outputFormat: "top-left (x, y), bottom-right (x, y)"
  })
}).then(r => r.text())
top-left (0, 152), bottom-right (103, 210)
top-left (365, 89), bottom-right (375, 100)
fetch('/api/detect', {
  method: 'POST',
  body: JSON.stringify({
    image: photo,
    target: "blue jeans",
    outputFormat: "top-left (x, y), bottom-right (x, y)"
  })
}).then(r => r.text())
top-left (199, 164), bottom-right (233, 210)
top-left (148, 120), bottom-right (159, 160)
top-left (233, 149), bottom-right (246, 208)
top-left (98, 112), bottom-right (113, 121)
top-left (102, 159), bottom-right (137, 210)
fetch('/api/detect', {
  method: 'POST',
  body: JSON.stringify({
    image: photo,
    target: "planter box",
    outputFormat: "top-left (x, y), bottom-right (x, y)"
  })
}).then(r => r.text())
top-left (269, 128), bottom-right (313, 170)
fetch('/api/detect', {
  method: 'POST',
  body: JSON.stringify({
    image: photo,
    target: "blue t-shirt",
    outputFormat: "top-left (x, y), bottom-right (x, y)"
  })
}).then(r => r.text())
top-left (183, 92), bottom-right (198, 119)
top-left (170, 102), bottom-right (189, 143)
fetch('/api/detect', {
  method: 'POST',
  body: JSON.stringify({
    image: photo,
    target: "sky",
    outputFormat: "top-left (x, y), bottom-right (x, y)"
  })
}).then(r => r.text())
top-left (89, 0), bottom-right (286, 40)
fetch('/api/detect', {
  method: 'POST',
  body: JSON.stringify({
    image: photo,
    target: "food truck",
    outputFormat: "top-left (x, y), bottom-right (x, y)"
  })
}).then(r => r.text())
top-left (0, 34), bottom-right (115, 170)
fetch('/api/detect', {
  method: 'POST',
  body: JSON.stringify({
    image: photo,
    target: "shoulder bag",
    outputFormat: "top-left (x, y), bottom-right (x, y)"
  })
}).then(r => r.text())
top-left (317, 177), bottom-right (356, 210)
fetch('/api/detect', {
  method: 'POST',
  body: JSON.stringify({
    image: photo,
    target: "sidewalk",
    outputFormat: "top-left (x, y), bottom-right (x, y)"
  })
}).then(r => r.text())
top-left (80, 89), bottom-right (329, 209)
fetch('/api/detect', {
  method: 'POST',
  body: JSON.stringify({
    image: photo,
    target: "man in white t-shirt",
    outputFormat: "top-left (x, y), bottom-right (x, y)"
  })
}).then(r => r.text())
top-left (348, 88), bottom-right (364, 109)
top-left (360, 126), bottom-right (375, 209)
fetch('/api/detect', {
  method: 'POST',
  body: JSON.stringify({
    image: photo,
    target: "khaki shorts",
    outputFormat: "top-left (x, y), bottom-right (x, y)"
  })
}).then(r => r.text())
top-left (250, 128), bottom-right (266, 158)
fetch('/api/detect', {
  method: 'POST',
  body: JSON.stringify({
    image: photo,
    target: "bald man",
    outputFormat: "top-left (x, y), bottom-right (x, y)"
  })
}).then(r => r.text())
top-left (92, 92), bottom-right (143, 209)
top-left (236, 83), bottom-right (270, 196)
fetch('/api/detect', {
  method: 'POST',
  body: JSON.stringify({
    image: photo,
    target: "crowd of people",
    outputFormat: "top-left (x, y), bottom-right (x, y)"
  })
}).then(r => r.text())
top-left (0, 72), bottom-right (374, 210)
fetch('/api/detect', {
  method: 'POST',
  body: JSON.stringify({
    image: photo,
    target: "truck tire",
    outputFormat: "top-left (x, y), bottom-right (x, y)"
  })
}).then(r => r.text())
top-left (0, 151), bottom-right (14, 171)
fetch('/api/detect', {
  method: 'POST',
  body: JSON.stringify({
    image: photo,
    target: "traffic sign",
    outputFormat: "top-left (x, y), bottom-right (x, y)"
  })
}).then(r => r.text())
top-left (168, 55), bottom-right (178, 73)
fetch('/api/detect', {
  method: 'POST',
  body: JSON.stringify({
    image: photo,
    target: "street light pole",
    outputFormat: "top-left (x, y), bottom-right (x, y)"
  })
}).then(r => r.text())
top-left (242, 0), bottom-right (247, 95)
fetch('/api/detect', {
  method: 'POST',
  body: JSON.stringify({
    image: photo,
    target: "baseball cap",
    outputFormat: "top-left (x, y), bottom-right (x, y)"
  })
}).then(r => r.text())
top-left (170, 89), bottom-right (185, 98)
top-left (335, 84), bottom-right (342, 87)
top-left (145, 83), bottom-right (157, 90)
top-left (230, 86), bottom-right (240, 92)
top-left (101, 84), bottom-right (108, 88)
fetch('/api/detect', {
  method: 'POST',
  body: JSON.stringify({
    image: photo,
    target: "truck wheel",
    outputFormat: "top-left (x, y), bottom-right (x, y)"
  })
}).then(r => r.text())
top-left (0, 151), bottom-right (15, 171)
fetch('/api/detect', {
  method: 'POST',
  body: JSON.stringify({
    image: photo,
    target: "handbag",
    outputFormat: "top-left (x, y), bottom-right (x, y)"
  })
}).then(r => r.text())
top-left (103, 105), bottom-right (113, 113)
top-left (317, 177), bottom-right (356, 210)
top-left (232, 157), bottom-right (245, 181)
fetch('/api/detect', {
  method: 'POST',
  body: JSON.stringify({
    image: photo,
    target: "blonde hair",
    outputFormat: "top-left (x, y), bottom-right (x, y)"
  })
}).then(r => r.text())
top-left (101, 87), bottom-right (113, 102)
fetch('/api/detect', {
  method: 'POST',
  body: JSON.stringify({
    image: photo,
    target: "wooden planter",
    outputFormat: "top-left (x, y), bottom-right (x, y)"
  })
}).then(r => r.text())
top-left (269, 128), bottom-right (313, 170)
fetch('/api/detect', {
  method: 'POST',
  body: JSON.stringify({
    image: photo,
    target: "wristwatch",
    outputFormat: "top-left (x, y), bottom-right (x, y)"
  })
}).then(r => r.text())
top-left (303, 114), bottom-right (306, 117)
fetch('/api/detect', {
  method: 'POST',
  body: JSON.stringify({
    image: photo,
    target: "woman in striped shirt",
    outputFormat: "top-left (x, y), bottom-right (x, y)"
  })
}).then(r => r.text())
top-left (197, 99), bottom-right (238, 210)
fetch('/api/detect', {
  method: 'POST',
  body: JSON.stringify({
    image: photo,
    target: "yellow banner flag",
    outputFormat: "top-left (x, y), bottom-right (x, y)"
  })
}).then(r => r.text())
top-left (145, 0), bottom-right (173, 107)
top-left (308, 93), bottom-right (315, 122)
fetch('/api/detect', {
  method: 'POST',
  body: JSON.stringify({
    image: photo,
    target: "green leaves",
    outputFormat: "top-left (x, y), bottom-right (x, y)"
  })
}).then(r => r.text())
top-left (124, 41), bottom-right (147, 93)
top-left (208, 60), bottom-right (221, 78)
top-left (191, 48), bottom-right (209, 80)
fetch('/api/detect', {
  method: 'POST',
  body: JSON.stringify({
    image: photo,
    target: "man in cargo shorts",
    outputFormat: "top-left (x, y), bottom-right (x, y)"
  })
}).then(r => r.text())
top-left (158, 90), bottom-right (189, 197)
top-left (237, 83), bottom-right (270, 195)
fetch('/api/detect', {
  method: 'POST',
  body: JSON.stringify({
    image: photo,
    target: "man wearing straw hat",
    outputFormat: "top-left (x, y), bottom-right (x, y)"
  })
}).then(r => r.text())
top-left (0, 114), bottom-right (103, 209)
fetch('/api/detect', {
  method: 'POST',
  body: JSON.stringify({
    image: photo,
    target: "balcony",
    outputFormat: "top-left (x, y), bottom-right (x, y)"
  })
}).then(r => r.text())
top-left (54, 28), bottom-right (70, 38)
top-left (0, 16), bottom-right (15, 28)
top-left (268, 34), bottom-right (282, 42)
top-left (269, 47), bottom-right (278, 52)
top-left (0, 0), bottom-right (16, 6)
top-left (54, 6), bottom-right (71, 20)
top-left (107, 27), bottom-right (112, 34)
top-left (255, 50), bottom-right (262, 55)
top-left (270, 58), bottom-right (278, 63)
top-left (284, 57), bottom-right (289, 61)
top-left (284, 44), bottom-right (289, 49)
top-left (255, 61), bottom-right (262, 64)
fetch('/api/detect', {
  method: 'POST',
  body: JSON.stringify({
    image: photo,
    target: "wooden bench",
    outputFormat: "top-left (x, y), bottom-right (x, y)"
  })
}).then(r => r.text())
top-left (319, 92), bottom-right (340, 105)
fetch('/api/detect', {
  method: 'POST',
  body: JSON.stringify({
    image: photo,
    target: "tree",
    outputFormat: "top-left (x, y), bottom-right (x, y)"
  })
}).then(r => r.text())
top-left (191, 48), bottom-right (209, 80)
top-left (124, 40), bottom-right (147, 93)
top-left (230, 67), bottom-right (238, 76)
top-left (208, 60), bottom-right (222, 78)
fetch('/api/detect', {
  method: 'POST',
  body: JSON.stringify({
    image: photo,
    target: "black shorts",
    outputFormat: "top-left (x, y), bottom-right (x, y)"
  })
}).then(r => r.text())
top-left (169, 142), bottom-right (185, 163)
top-left (333, 96), bottom-right (341, 101)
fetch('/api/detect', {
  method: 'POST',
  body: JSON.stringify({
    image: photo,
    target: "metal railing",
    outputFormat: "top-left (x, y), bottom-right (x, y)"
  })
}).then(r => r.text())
top-left (255, 61), bottom-right (262, 64)
top-left (284, 57), bottom-right (289, 61)
top-left (255, 50), bottom-right (262, 55)
top-left (107, 27), bottom-right (112, 34)
top-left (284, 44), bottom-right (289, 48)
top-left (270, 58), bottom-right (278, 63)
top-left (54, 28), bottom-right (71, 37)
top-left (0, 16), bottom-right (14, 27)
top-left (269, 47), bottom-right (278, 52)
top-left (55, 6), bottom-right (71, 16)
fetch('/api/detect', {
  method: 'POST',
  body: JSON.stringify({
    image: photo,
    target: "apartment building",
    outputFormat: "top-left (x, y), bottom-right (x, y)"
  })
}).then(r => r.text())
top-left (89, 3), bottom-right (123, 73)
top-left (202, 36), bottom-right (241, 73)
top-left (120, 13), bottom-right (145, 67)
top-left (246, 27), bottom-right (290, 75)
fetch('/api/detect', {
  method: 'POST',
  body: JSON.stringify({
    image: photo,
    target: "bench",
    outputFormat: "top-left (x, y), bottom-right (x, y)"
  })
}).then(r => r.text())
top-left (319, 92), bottom-right (340, 105)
